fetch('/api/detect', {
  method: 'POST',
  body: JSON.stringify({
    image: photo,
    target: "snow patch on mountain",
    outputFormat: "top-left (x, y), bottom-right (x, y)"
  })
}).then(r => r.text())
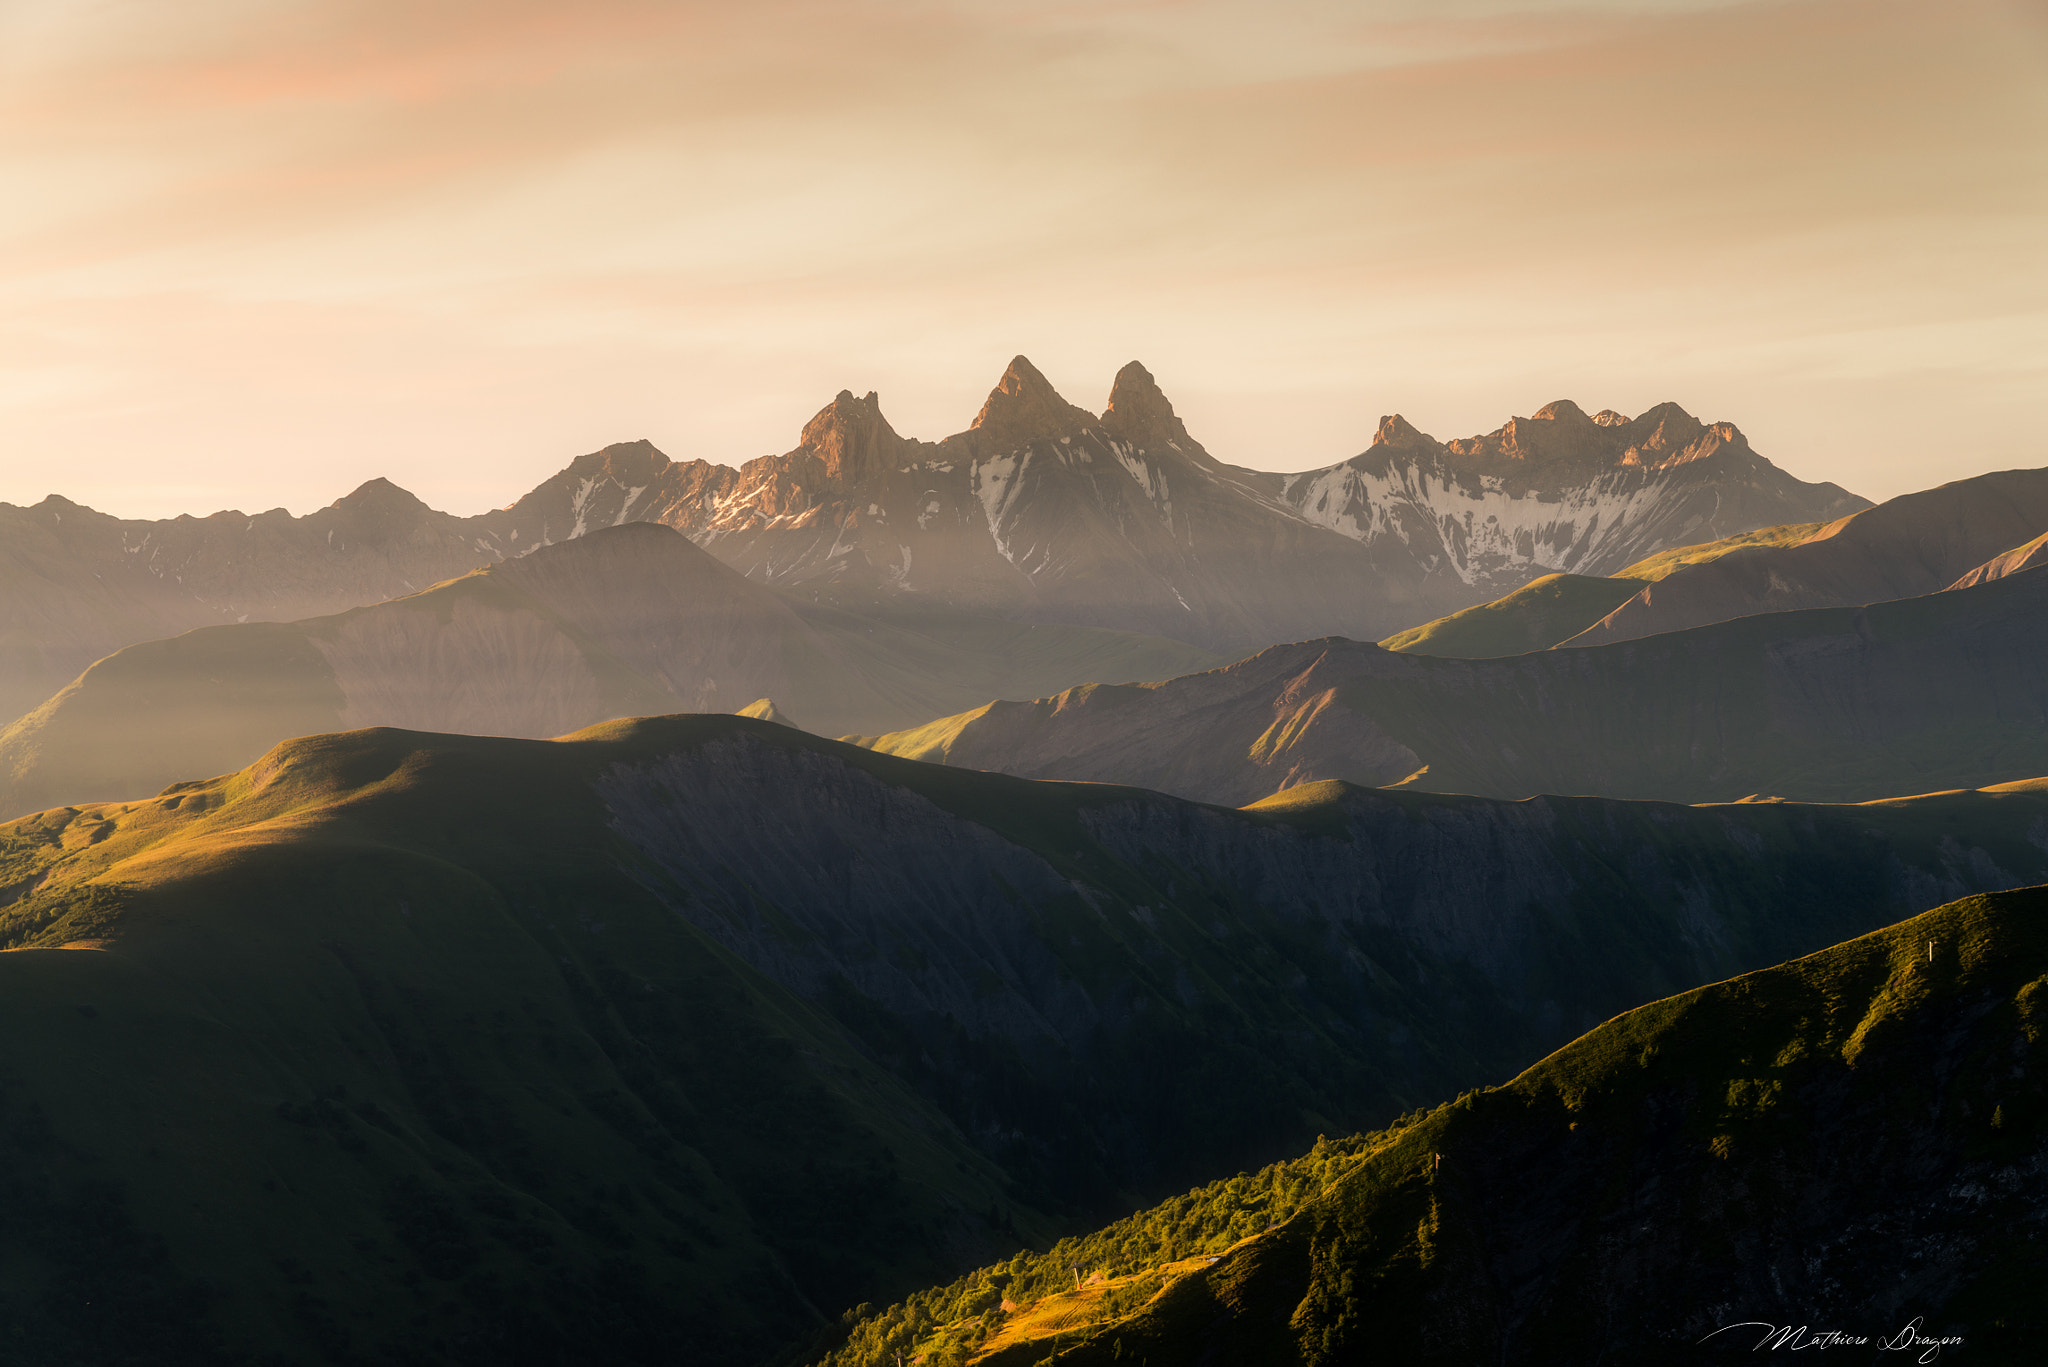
top-left (612, 485), bottom-right (647, 527)
top-left (1284, 461), bottom-right (1725, 586)
top-left (1111, 442), bottom-right (1177, 535)
top-left (973, 451), bottom-right (1030, 564)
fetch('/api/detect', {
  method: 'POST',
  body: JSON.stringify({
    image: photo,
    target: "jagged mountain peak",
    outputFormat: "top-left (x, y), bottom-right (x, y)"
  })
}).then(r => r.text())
top-left (1529, 398), bottom-right (1595, 425)
top-left (1486, 401), bottom-right (1611, 464)
top-left (1615, 402), bottom-right (1737, 468)
top-left (565, 438), bottom-right (674, 480)
top-left (1428, 398), bottom-right (1732, 470)
top-left (332, 476), bottom-right (431, 514)
top-left (1100, 360), bottom-right (1193, 451)
top-left (965, 354), bottom-right (1097, 454)
top-left (798, 388), bottom-right (905, 484)
top-left (1369, 413), bottom-right (1441, 452)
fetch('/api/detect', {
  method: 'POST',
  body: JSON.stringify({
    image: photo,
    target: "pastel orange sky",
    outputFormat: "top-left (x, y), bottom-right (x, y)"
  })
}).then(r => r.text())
top-left (2, 0), bottom-right (2044, 518)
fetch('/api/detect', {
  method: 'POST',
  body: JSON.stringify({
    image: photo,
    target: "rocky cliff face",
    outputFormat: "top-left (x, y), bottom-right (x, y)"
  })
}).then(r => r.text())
top-left (1950, 527), bottom-right (2048, 588)
top-left (592, 725), bottom-right (2048, 1212)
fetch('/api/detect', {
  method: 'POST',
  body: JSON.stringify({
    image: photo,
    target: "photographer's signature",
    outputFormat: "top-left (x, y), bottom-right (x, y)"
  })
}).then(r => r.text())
top-left (1700, 1317), bottom-right (1962, 1363)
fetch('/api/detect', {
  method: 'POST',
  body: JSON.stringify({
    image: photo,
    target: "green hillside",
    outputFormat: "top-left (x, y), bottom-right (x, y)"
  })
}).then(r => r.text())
top-left (1378, 522), bottom-right (1827, 659)
top-left (2, 717), bottom-right (2045, 1362)
top-left (1611, 518), bottom-right (1828, 581)
top-left (1378, 574), bottom-right (1642, 658)
top-left (816, 884), bottom-right (2048, 1365)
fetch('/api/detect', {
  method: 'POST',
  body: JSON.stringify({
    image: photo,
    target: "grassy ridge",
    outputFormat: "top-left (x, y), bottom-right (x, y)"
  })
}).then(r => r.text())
top-left (1377, 522), bottom-right (1827, 659)
top-left (833, 885), bottom-right (2047, 1365)
top-left (1377, 574), bottom-right (1642, 658)
top-left (805, 1128), bottom-right (1418, 1366)
top-left (1610, 519), bottom-right (1828, 581)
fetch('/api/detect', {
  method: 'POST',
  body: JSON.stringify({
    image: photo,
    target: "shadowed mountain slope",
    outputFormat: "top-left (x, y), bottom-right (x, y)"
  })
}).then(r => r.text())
top-left (833, 884), bottom-right (2048, 1366)
top-left (0, 523), bottom-right (1217, 820)
top-left (2, 718), bottom-right (2044, 1363)
top-left (860, 565), bottom-right (2048, 806)
top-left (1564, 466), bottom-right (2048, 646)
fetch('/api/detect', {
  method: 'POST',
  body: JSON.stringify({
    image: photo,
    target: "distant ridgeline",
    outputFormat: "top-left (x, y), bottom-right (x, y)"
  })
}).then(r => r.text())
top-left (859, 557), bottom-right (2048, 808)
top-left (1, 716), bottom-right (2045, 1363)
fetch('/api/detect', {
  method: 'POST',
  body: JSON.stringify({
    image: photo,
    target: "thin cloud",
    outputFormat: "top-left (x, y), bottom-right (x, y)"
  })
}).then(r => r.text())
top-left (0, 0), bottom-right (2042, 515)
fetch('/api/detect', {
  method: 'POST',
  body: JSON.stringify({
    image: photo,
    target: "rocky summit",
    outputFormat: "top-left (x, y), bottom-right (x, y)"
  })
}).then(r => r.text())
top-left (498, 361), bottom-right (1865, 653)
top-left (0, 358), bottom-right (1864, 727)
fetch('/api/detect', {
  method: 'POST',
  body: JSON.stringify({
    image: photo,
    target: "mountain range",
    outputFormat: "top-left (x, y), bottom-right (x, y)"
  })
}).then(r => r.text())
top-left (860, 562), bottom-right (2048, 807)
top-left (3, 715), bottom-right (2043, 1364)
top-left (0, 523), bottom-right (1217, 820)
top-left (0, 358), bottom-right (1862, 730)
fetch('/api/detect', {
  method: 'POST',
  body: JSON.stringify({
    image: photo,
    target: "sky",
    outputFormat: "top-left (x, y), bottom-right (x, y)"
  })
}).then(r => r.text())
top-left (1, 0), bottom-right (2044, 518)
